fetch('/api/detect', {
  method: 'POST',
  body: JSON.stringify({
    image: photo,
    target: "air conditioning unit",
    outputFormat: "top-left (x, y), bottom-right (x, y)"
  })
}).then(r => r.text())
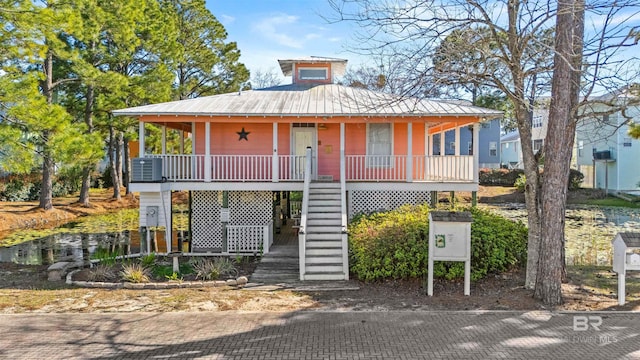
top-left (593, 150), bottom-right (612, 160)
top-left (132, 158), bottom-right (163, 182)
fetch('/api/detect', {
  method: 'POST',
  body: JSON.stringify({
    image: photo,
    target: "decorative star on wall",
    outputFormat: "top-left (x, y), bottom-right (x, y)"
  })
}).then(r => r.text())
top-left (236, 127), bottom-right (250, 141)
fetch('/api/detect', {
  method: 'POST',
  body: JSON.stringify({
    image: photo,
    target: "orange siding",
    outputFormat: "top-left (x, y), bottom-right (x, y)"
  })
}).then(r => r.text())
top-left (345, 123), bottom-right (366, 154)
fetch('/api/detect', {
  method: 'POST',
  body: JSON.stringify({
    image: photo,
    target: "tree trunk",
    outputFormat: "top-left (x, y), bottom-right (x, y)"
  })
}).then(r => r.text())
top-left (116, 131), bottom-right (123, 190)
top-left (535, 0), bottom-right (584, 306)
top-left (109, 125), bottom-right (121, 200)
top-left (39, 135), bottom-right (54, 210)
top-left (123, 136), bottom-right (131, 195)
top-left (39, 50), bottom-right (55, 210)
top-left (79, 83), bottom-right (95, 207)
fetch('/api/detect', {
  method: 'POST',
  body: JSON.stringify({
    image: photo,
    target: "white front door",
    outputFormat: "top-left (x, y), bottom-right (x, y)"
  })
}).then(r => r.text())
top-left (292, 127), bottom-right (317, 180)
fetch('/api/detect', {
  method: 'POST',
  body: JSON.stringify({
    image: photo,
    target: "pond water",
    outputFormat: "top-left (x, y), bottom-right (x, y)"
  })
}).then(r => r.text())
top-left (0, 209), bottom-right (188, 265)
top-left (481, 204), bottom-right (640, 266)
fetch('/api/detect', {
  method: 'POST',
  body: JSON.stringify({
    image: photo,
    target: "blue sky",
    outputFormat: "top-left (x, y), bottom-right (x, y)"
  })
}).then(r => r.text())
top-left (206, 1), bottom-right (640, 92)
top-left (205, 0), bottom-right (364, 83)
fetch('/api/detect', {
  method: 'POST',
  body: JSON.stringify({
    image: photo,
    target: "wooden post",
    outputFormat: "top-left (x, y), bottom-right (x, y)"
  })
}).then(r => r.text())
top-left (407, 122), bottom-right (413, 182)
top-left (139, 122), bottom-right (145, 157)
top-left (272, 122), bottom-right (279, 182)
top-left (204, 122), bottom-right (211, 182)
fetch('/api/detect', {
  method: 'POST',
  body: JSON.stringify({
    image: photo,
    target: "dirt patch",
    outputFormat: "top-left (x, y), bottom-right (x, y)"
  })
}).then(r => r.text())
top-left (0, 188), bottom-right (139, 234)
top-left (1, 262), bottom-right (638, 313)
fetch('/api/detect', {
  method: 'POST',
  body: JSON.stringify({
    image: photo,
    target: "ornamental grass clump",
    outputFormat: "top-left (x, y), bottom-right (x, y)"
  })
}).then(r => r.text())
top-left (120, 263), bottom-right (150, 283)
top-left (192, 257), bottom-right (238, 280)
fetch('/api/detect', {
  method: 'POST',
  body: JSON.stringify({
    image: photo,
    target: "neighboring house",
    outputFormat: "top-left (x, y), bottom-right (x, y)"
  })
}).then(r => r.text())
top-left (499, 98), bottom-right (550, 169)
top-left (440, 118), bottom-right (501, 168)
top-left (113, 56), bottom-right (501, 281)
top-left (574, 90), bottom-right (640, 193)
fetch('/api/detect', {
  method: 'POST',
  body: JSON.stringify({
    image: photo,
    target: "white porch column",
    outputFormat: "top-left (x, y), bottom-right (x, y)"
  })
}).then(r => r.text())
top-left (407, 122), bottom-right (413, 182)
top-left (161, 125), bottom-right (167, 154)
top-left (340, 122), bottom-right (345, 180)
top-left (179, 130), bottom-right (185, 154)
top-left (272, 123), bottom-right (279, 182)
top-left (439, 127), bottom-right (445, 156)
top-left (139, 122), bottom-right (145, 157)
top-left (473, 123), bottom-right (480, 183)
top-left (191, 123), bottom-right (196, 154)
top-left (454, 126), bottom-right (460, 156)
top-left (204, 122), bottom-right (211, 182)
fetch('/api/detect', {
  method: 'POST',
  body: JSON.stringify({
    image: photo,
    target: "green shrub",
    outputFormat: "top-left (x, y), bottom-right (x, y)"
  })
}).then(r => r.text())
top-left (513, 169), bottom-right (584, 193)
top-left (479, 168), bottom-right (524, 186)
top-left (514, 174), bottom-right (527, 192)
top-left (568, 169), bottom-right (584, 190)
top-left (348, 205), bottom-right (528, 282)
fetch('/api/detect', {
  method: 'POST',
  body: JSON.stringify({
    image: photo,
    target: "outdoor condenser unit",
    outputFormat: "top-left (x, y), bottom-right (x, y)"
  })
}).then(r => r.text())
top-left (132, 158), bottom-right (163, 182)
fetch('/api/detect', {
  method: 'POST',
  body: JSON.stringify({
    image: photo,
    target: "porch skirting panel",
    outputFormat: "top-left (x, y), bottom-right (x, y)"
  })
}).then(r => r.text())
top-left (191, 190), bottom-right (273, 253)
top-left (348, 190), bottom-right (432, 219)
top-left (191, 191), bottom-right (223, 251)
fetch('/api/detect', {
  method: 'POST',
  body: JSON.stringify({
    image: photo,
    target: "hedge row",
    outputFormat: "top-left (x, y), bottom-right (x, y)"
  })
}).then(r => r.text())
top-left (348, 205), bottom-right (528, 282)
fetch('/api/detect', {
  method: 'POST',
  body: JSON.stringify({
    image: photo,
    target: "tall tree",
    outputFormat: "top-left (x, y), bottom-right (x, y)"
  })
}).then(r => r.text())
top-left (163, 0), bottom-right (249, 100)
top-left (0, 0), bottom-right (97, 210)
top-left (329, 0), bottom-right (639, 304)
top-left (535, 0), bottom-right (585, 305)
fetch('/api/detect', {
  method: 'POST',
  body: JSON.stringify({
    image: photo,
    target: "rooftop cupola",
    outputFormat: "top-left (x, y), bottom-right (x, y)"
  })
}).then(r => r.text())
top-left (278, 56), bottom-right (347, 85)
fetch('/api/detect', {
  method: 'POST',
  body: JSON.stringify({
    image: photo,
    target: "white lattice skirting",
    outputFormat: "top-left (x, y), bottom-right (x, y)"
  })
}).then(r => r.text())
top-left (191, 191), bottom-right (272, 253)
top-left (348, 190), bottom-right (432, 219)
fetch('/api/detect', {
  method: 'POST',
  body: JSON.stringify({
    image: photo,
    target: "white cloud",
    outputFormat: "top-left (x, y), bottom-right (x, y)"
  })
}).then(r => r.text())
top-left (219, 14), bottom-right (236, 25)
top-left (252, 14), bottom-right (304, 49)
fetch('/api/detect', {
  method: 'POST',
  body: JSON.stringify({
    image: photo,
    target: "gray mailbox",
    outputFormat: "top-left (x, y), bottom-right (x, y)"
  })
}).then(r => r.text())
top-left (428, 211), bottom-right (473, 296)
top-left (612, 232), bottom-right (640, 305)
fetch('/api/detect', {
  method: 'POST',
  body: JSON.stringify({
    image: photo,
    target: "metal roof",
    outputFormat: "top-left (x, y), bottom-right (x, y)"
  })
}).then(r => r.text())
top-left (500, 131), bottom-right (520, 142)
top-left (278, 56), bottom-right (348, 77)
top-left (112, 83), bottom-right (503, 119)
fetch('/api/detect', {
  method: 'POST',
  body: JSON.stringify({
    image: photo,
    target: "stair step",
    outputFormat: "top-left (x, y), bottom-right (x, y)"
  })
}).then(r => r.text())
top-left (306, 226), bottom-right (341, 233)
top-left (305, 255), bottom-right (343, 264)
top-left (305, 264), bottom-right (344, 273)
top-left (307, 212), bottom-right (341, 219)
top-left (308, 206), bottom-right (342, 213)
top-left (309, 188), bottom-right (341, 194)
top-left (306, 233), bottom-right (343, 241)
top-left (306, 248), bottom-right (343, 256)
top-left (307, 219), bottom-right (341, 226)
top-left (304, 272), bottom-right (347, 281)
top-left (306, 239), bottom-right (342, 247)
top-left (309, 193), bottom-right (340, 201)
top-left (310, 182), bottom-right (341, 189)
top-left (308, 199), bottom-right (341, 206)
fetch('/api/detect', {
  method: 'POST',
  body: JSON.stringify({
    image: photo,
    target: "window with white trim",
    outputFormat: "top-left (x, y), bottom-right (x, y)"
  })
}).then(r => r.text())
top-left (532, 115), bottom-right (543, 128)
top-left (367, 123), bottom-right (392, 167)
top-left (623, 137), bottom-right (632, 147)
top-left (298, 68), bottom-right (328, 80)
top-left (489, 141), bottom-right (497, 157)
top-left (533, 139), bottom-right (543, 152)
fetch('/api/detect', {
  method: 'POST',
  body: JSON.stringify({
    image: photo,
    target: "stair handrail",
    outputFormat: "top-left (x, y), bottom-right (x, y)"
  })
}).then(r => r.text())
top-left (298, 146), bottom-right (312, 280)
top-left (339, 147), bottom-right (349, 280)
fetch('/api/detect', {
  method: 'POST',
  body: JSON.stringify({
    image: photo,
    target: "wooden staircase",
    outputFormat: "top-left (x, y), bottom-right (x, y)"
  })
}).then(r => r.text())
top-left (302, 182), bottom-right (348, 280)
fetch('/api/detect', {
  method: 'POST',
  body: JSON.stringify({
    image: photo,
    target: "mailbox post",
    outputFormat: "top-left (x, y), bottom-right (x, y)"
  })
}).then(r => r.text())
top-left (428, 211), bottom-right (473, 296)
top-left (612, 232), bottom-right (640, 305)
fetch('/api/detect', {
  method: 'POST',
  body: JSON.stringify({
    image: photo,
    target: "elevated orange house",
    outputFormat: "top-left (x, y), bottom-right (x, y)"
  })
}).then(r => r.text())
top-left (113, 56), bottom-right (501, 281)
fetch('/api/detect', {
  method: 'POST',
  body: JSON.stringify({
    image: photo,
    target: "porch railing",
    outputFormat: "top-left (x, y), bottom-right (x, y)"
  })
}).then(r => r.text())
top-left (226, 222), bottom-right (273, 254)
top-left (346, 155), bottom-right (474, 182)
top-left (148, 154), bottom-right (474, 182)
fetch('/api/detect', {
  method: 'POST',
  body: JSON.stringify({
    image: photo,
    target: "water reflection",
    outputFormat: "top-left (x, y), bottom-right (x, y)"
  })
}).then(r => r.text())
top-left (0, 231), bottom-right (141, 265)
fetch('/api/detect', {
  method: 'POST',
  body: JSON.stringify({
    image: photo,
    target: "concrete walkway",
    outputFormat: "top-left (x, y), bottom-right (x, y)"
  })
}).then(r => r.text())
top-left (1, 311), bottom-right (639, 359)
